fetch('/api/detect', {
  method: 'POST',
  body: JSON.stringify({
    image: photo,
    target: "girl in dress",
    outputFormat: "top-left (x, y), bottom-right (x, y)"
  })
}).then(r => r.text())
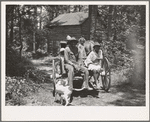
top-left (84, 42), bottom-right (103, 89)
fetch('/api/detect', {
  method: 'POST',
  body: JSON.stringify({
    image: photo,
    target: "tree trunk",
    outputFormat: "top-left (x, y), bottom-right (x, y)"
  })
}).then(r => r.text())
top-left (33, 6), bottom-right (37, 53)
top-left (18, 6), bottom-right (23, 58)
top-left (40, 6), bottom-right (42, 30)
top-left (89, 5), bottom-right (98, 41)
top-left (6, 19), bottom-right (8, 45)
top-left (112, 6), bottom-right (117, 41)
top-left (140, 5), bottom-right (145, 27)
top-left (6, 7), bottom-right (9, 46)
top-left (74, 5), bottom-right (78, 12)
top-left (67, 5), bottom-right (71, 13)
top-left (78, 5), bottom-right (82, 12)
top-left (33, 32), bottom-right (36, 53)
top-left (10, 6), bottom-right (14, 44)
top-left (140, 5), bottom-right (145, 37)
top-left (55, 6), bottom-right (59, 17)
top-left (107, 5), bottom-right (113, 41)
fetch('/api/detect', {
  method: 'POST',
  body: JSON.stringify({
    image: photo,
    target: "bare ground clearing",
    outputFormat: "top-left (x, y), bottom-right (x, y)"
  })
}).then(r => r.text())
top-left (22, 56), bottom-right (145, 106)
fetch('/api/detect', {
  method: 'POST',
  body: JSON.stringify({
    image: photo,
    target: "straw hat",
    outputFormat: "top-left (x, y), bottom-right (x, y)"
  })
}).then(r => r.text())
top-left (60, 41), bottom-right (67, 44)
top-left (66, 35), bottom-right (72, 40)
top-left (71, 37), bottom-right (77, 41)
top-left (67, 36), bottom-right (78, 44)
top-left (79, 37), bottom-right (86, 42)
top-left (93, 42), bottom-right (100, 48)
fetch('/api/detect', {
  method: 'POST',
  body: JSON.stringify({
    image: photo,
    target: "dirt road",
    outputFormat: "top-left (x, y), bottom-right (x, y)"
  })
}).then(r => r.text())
top-left (22, 57), bottom-right (145, 106)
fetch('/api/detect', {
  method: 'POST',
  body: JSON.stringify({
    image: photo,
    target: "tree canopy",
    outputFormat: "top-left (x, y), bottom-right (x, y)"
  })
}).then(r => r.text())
top-left (6, 5), bottom-right (145, 76)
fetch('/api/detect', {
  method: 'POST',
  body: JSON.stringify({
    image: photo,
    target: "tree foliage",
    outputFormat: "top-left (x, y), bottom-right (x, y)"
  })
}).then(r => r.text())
top-left (96, 5), bottom-right (145, 67)
top-left (6, 5), bottom-right (145, 76)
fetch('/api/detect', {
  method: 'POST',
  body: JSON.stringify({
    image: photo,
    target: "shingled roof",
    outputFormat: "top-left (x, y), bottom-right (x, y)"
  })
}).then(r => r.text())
top-left (50, 12), bottom-right (88, 26)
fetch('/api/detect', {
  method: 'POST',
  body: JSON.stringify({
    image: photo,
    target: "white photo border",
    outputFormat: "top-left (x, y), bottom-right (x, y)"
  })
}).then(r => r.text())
top-left (1, 1), bottom-right (149, 121)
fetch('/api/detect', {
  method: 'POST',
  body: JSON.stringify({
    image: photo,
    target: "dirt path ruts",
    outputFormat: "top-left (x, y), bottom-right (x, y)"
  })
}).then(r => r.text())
top-left (23, 57), bottom-right (145, 106)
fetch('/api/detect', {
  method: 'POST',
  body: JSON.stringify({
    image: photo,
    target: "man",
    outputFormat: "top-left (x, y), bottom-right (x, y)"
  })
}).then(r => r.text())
top-left (60, 40), bottom-right (67, 48)
top-left (64, 36), bottom-right (93, 90)
top-left (84, 42), bottom-right (103, 89)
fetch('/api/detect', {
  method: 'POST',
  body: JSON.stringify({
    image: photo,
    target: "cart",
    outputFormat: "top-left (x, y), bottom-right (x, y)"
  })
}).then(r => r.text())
top-left (52, 55), bottom-right (111, 93)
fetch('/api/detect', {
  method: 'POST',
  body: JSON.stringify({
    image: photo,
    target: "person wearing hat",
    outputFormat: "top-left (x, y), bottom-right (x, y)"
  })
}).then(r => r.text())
top-left (60, 41), bottom-right (67, 48)
top-left (84, 41), bottom-right (103, 89)
top-left (64, 36), bottom-right (93, 90)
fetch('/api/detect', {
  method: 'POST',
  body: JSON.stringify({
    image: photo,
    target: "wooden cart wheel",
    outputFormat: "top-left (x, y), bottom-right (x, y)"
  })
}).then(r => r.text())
top-left (52, 58), bottom-right (61, 97)
top-left (55, 61), bottom-right (61, 75)
top-left (101, 57), bottom-right (111, 92)
top-left (52, 59), bottom-right (85, 92)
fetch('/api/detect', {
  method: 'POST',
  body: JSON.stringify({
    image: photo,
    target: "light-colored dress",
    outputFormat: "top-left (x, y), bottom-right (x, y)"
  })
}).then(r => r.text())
top-left (78, 44), bottom-right (87, 66)
top-left (84, 50), bottom-right (103, 71)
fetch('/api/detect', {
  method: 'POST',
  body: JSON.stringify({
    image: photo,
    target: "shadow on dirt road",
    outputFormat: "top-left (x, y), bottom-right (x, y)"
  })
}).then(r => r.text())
top-left (107, 83), bottom-right (145, 106)
top-left (23, 56), bottom-right (145, 106)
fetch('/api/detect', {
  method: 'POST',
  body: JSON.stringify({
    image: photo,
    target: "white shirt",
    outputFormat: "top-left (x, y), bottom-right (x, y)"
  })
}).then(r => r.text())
top-left (84, 50), bottom-right (103, 67)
